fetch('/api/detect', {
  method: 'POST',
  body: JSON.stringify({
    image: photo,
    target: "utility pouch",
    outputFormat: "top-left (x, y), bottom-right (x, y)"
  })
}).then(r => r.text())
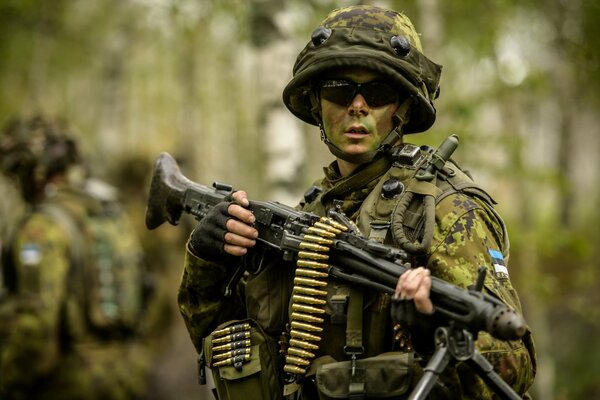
top-left (315, 352), bottom-right (414, 399)
top-left (204, 319), bottom-right (281, 400)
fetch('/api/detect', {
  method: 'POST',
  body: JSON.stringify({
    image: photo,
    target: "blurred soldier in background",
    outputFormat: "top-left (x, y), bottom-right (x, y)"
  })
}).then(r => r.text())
top-left (108, 154), bottom-right (200, 400)
top-left (0, 115), bottom-right (153, 400)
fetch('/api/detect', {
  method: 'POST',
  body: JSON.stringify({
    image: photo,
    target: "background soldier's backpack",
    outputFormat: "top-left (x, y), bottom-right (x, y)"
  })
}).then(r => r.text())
top-left (0, 184), bottom-right (146, 344)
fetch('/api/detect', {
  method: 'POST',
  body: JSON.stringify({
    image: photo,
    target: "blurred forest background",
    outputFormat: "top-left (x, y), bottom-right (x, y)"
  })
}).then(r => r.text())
top-left (0, 0), bottom-right (599, 399)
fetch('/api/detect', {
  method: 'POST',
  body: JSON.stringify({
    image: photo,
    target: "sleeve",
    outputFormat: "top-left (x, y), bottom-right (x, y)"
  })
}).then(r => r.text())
top-left (425, 193), bottom-right (537, 398)
top-left (0, 213), bottom-right (70, 388)
top-left (177, 240), bottom-right (245, 353)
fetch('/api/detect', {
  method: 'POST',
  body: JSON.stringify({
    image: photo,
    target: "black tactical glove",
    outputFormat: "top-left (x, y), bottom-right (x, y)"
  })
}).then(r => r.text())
top-left (188, 201), bottom-right (233, 262)
top-left (391, 299), bottom-right (444, 355)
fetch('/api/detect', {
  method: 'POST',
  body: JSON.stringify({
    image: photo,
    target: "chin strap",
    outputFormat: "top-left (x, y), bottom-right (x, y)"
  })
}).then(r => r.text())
top-left (318, 97), bottom-right (414, 165)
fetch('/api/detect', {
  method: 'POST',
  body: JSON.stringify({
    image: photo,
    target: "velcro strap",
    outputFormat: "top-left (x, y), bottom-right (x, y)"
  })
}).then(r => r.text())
top-left (406, 180), bottom-right (443, 197)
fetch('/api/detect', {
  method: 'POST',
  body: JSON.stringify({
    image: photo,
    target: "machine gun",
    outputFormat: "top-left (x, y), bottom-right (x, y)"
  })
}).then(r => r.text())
top-left (146, 151), bottom-right (528, 400)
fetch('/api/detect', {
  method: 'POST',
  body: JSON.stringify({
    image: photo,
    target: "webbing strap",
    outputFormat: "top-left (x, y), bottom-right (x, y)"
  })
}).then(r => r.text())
top-left (345, 287), bottom-right (365, 399)
top-left (345, 287), bottom-right (363, 351)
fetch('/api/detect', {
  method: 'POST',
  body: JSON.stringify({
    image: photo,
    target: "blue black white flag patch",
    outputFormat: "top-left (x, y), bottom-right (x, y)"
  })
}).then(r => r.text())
top-left (488, 249), bottom-right (509, 279)
top-left (20, 243), bottom-right (42, 266)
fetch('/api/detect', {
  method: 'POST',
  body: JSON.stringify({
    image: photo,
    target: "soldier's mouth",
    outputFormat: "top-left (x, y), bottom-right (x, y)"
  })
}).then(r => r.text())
top-left (345, 126), bottom-right (369, 135)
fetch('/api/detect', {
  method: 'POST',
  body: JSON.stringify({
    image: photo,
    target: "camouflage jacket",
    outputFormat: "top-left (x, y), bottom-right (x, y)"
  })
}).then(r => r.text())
top-left (178, 149), bottom-right (537, 399)
top-left (0, 185), bottom-right (149, 400)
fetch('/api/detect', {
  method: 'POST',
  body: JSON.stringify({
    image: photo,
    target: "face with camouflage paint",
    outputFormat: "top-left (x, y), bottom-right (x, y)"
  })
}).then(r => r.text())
top-left (320, 68), bottom-right (400, 174)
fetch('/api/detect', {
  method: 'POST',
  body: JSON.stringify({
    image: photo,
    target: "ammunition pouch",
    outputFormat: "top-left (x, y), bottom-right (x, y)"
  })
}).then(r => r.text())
top-left (313, 352), bottom-right (415, 399)
top-left (204, 319), bottom-right (282, 400)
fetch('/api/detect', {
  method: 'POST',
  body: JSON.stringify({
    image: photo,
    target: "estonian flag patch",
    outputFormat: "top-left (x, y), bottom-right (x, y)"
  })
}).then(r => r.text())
top-left (488, 249), bottom-right (509, 278)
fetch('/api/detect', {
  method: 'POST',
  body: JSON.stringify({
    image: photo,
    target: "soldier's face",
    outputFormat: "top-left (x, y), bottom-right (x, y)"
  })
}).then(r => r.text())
top-left (320, 68), bottom-right (400, 157)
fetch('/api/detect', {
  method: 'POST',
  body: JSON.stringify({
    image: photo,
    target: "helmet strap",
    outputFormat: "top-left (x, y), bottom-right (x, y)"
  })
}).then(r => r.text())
top-left (320, 96), bottom-right (413, 165)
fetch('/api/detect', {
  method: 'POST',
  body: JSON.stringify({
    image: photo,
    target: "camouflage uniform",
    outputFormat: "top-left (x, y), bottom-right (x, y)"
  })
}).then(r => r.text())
top-left (0, 116), bottom-right (150, 400)
top-left (178, 5), bottom-right (536, 399)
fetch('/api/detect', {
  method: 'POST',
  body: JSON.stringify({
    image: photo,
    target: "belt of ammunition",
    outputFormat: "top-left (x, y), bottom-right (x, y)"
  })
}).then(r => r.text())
top-left (284, 216), bottom-right (348, 379)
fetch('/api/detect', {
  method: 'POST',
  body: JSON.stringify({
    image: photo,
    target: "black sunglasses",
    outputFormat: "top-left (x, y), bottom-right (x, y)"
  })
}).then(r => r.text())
top-left (320, 79), bottom-right (401, 108)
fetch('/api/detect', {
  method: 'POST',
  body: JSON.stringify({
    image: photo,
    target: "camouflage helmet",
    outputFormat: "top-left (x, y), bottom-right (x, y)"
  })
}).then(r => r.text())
top-left (282, 5), bottom-right (442, 134)
top-left (0, 114), bottom-right (80, 202)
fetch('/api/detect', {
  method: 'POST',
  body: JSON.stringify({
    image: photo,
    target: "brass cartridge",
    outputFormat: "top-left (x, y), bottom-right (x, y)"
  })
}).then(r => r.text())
top-left (287, 347), bottom-right (316, 359)
top-left (283, 364), bottom-right (307, 375)
top-left (292, 294), bottom-right (327, 306)
top-left (293, 277), bottom-right (327, 287)
top-left (298, 251), bottom-right (329, 261)
top-left (289, 338), bottom-right (319, 350)
top-left (212, 339), bottom-right (251, 352)
top-left (290, 329), bottom-right (322, 342)
top-left (285, 355), bottom-right (311, 366)
top-left (296, 260), bottom-right (329, 270)
top-left (291, 303), bottom-right (326, 314)
top-left (291, 311), bottom-right (324, 324)
top-left (302, 234), bottom-right (333, 245)
top-left (295, 268), bottom-right (328, 279)
top-left (291, 321), bottom-right (323, 332)
top-left (293, 286), bottom-right (327, 297)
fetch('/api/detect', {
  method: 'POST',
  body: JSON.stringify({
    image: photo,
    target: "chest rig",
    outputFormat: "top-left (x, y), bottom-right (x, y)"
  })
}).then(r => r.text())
top-left (288, 136), bottom-right (504, 398)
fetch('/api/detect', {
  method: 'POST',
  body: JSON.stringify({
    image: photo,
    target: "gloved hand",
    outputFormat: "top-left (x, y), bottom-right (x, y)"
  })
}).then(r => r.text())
top-left (188, 191), bottom-right (258, 262)
top-left (189, 201), bottom-right (232, 261)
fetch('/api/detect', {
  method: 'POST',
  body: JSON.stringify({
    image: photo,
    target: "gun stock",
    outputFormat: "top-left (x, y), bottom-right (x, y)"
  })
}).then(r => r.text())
top-left (145, 152), bottom-right (232, 230)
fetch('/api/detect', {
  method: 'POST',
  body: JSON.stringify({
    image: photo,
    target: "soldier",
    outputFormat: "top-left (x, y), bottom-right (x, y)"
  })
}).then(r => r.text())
top-left (177, 5), bottom-right (536, 399)
top-left (0, 115), bottom-right (151, 400)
